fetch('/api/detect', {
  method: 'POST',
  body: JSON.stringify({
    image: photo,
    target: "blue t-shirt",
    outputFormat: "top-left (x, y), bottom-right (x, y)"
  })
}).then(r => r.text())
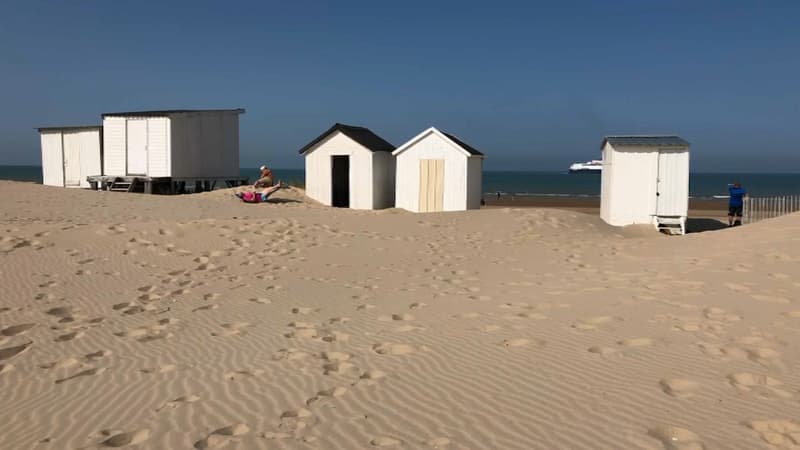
top-left (729, 186), bottom-right (747, 207)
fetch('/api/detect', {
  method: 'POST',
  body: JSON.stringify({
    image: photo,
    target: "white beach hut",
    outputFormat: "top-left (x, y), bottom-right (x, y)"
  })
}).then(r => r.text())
top-left (393, 127), bottom-right (484, 213)
top-left (38, 125), bottom-right (103, 188)
top-left (600, 135), bottom-right (690, 234)
top-left (299, 123), bottom-right (396, 209)
top-left (99, 109), bottom-right (245, 192)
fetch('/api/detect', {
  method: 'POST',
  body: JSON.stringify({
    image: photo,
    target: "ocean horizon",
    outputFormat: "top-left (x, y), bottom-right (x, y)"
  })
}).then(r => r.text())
top-left (2, 165), bottom-right (800, 199)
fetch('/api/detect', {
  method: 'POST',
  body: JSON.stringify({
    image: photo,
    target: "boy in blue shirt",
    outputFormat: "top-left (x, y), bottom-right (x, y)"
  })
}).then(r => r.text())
top-left (728, 182), bottom-right (747, 226)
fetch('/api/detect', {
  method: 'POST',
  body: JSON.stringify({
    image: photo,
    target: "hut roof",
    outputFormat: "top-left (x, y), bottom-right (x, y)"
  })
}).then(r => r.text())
top-left (602, 136), bottom-right (689, 148)
top-left (392, 127), bottom-right (485, 158)
top-left (37, 125), bottom-right (101, 132)
top-left (298, 123), bottom-right (395, 154)
top-left (102, 109), bottom-right (245, 118)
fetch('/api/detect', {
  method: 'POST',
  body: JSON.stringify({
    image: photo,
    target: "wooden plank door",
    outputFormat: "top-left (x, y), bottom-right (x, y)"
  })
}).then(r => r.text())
top-left (419, 159), bottom-right (444, 212)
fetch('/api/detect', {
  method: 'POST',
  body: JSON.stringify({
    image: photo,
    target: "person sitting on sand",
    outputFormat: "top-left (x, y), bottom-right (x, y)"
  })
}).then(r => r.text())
top-left (254, 165), bottom-right (274, 188)
top-left (236, 182), bottom-right (286, 203)
top-left (728, 181), bottom-right (747, 226)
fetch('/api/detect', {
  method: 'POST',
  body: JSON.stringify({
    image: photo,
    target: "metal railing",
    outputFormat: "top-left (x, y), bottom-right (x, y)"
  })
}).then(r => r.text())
top-left (743, 196), bottom-right (800, 224)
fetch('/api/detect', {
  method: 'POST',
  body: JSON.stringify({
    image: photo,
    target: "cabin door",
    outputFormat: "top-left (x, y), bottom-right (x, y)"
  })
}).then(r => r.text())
top-left (126, 119), bottom-right (148, 175)
top-left (655, 150), bottom-right (688, 216)
top-left (418, 159), bottom-right (444, 212)
top-left (62, 132), bottom-right (82, 187)
top-left (331, 155), bottom-right (350, 208)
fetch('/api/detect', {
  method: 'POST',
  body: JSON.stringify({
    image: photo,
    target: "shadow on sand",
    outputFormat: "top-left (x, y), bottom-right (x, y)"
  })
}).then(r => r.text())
top-left (686, 218), bottom-right (729, 233)
top-left (265, 198), bottom-right (302, 204)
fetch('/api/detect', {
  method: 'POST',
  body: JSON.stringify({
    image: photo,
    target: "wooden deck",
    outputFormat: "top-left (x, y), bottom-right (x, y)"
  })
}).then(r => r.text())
top-left (86, 175), bottom-right (249, 194)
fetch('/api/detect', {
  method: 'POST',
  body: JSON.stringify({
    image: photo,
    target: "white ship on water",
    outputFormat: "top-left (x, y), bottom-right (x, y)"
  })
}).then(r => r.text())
top-left (568, 160), bottom-right (603, 173)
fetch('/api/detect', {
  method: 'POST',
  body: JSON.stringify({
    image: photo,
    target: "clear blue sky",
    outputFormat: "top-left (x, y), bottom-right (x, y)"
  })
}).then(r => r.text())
top-left (2, 0), bottom-right (799, 171)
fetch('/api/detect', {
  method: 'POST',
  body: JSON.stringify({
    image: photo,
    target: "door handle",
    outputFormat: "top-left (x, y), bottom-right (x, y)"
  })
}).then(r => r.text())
top-left (656, 192), bottom-right (660, 196)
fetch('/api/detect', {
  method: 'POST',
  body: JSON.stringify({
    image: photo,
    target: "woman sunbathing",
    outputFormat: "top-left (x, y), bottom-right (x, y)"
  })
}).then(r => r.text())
top-left (235, 182), bottom-right (285, 203)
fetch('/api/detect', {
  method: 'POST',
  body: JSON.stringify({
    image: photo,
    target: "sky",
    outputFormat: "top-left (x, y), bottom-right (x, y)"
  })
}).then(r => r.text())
top-left (1, 0), bottom-right (799, 171)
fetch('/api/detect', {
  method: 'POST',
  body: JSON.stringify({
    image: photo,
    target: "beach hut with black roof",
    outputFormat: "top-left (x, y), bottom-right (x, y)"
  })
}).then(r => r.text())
top-left (97, 109), bottom-right (246, 193)
top-left (298, 123), bottom-right (396, 209)
top-left (600, 135), bottom-right (690, 234)
top-left (37, 125), bottom-right (103, 188)
top-left (393, 127), bottom-right (484, 213)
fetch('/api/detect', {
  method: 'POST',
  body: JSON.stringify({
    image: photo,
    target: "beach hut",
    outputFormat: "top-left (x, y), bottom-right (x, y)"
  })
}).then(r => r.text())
top-left (600, 135), bottom-right (690, 234)
top-left (98, 109), bottom-right (246, 192)
top-left (298, 123), bottom-right (396, 209)
top-left (393, 127), bottom-right (484, 213)
top-left (38, 126), bottom-right (103, 188)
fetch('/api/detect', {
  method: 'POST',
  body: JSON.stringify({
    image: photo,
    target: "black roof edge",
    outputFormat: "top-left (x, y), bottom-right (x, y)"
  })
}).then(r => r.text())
top-left (298, 122), bottom-right (395, 154)
top-left (102, 108), bottom-right (245, 118)
top-left (36, 125), bottom-right (102, 132)
top-left (441, 131), bottom-right (484, 156)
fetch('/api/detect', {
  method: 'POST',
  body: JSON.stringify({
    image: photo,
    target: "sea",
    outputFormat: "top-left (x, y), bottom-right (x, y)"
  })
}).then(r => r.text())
top-left (2, 165), bottom-right (799, 199)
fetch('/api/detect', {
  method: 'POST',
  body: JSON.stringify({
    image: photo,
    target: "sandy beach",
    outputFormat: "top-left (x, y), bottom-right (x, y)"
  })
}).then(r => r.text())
top-left (1, 180), bottom-right (799, 449)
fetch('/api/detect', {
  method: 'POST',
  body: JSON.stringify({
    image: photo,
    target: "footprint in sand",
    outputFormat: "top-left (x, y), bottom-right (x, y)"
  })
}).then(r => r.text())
top-left (0, 342), bottom-right (32, 361)
top-left (1, 323), bottom-right (36, 336)
top-left (372, 343), bottom-right (414, 355)
top-left (100, 429), bottom-right (150, 447)
top-left (156, 394), bottom-right (200, 411)
top-left (572, 316), bottom-right (622, 331)
top-left (272, 348), bottom-right (314, 361)
top-left (660, 379), bottom-right (701, 398)
top-left (140, 364), bottom-right (178, 374)
top-left (371, 436), bottom-right (403, 446)
top-left (618, 338), bottom-right (654, 348)
top-left (40, 357), bottom-right (80, 369)
top-left (647, 425), bottom-right (704, 450)
top-left (212, 322), bottom-right (251, 337)
top-left (378, 313), bottom-right (414, 322)
top-left (291, 307), bottom-right (318, 315)
top-left (745, 420), bottom-right (800, 447)
top-left (224, 369), bottom-right (264, 380)
top-left (249, 297), bottom-right (271, 304)
top-left (307, 386), bottom-right (348, 405)
top-left (194, 424), bottom-right (249, 449)
top-left (55, 367), bottom-right (106, 384)
top-left (425, 437), bottom-right (451, 447)
top-left (728, 373), bottom-right (793, 398)
top-left (323, 361), bottom-right (357, 376)
top-left (587, 346), bottom-right (618, 356)
top-left (54, 331), bottom-right (86, 342)
top-left (192, 304), bottom-right (219, 313)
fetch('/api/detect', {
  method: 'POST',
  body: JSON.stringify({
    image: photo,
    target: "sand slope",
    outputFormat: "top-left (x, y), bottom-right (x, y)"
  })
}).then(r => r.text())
top-left (1, 181), bottom-right (799, 449)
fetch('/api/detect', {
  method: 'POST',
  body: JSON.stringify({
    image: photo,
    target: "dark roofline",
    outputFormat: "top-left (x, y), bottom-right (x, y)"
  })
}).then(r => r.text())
top-left (36, 125), bottom-right (102, 132)
top-left (102, 108), bottom-right (245, 118)
top-left (442, 131), bottom-right (484, 156)
top-left (602, 135), bottom-right (690, 148)
top-left (298, 123), bottom-right (395, 154)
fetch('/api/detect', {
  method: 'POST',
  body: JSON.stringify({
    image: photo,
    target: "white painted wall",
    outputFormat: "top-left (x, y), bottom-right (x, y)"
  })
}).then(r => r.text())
top-left (104, 111), bottom-right (239, 179)
top-left (303, 131), bottom-right (376, 209)
top-left (40, 132), bottom-right (64, 187)
top-left (394, 131), bottom-right (470, 212)
top-left (466, 156), bottom-right (483, 209)
top-left (40, 129), bottom-right (102, 188)
top-left (600, 143), bottom-right (689, 226)
top-left (78, 130), bottom-right (102, 187)
top-left (103, 118), bottom-right (127, 176)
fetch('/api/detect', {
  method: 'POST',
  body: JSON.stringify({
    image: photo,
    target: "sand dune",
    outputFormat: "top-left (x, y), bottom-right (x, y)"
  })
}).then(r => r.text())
top-left (1, 180), bottom-right (799, 449)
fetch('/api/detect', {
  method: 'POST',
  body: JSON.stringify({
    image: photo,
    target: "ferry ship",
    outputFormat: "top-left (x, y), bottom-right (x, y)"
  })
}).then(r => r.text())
top-left (568, 160), bottom-right (603, 173)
